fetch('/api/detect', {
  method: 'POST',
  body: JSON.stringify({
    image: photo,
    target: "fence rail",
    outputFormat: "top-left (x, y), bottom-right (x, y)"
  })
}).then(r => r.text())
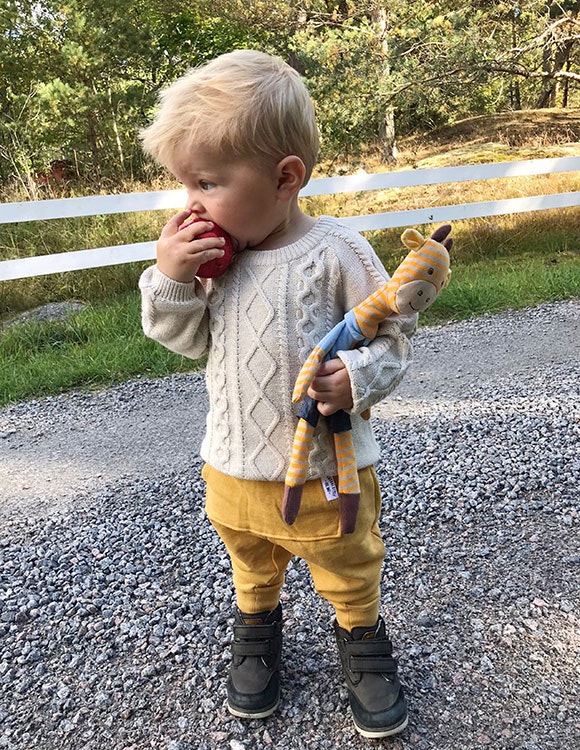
top-left (0, 157), bottom-right (578, 281)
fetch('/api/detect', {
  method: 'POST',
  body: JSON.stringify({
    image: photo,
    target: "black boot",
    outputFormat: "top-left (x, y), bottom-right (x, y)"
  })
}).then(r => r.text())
top-left (227, 604), bottom-right (282, 718)
top-left (334, 617), bottom-right (408, 738)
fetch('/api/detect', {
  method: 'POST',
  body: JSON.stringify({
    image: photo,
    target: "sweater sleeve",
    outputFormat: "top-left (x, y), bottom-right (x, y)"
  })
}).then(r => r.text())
top-left (336, 313), bottom-right (416, 415)
top-left (331, 230), bottom-right (418, 415)
top-left (139, 265), bottom-right (210, 360)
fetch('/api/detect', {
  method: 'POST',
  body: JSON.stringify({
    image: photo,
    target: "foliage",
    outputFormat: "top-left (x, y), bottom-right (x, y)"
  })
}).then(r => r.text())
top-left (290, 18), bottom-right (387, 162)
top-left (0, 0), bottom-right (270, 187)
top-left (0, 0), bottom-right (578, 186)
top-left (373, 1), bottom-right (580, 134)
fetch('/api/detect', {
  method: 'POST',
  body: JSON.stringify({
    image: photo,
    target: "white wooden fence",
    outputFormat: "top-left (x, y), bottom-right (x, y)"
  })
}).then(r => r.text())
top-left (0, 157), bottom-right (578, 281)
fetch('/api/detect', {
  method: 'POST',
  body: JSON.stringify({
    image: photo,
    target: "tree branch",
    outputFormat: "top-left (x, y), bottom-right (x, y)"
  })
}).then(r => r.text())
top-left (482, 62), bottom-right (580, 82)
top-left (384, 61), bottom-right (580, 103)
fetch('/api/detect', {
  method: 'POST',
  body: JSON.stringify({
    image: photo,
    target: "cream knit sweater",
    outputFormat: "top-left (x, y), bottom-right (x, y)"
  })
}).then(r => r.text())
top-left (139, 216), bottom-right (416, 482)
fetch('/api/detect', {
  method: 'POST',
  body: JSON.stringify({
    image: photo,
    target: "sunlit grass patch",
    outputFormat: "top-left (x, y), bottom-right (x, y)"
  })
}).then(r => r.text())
top-left (0, 294), bottom-right (203, 406)
top-left (421, 253), bottom-right (580, 325)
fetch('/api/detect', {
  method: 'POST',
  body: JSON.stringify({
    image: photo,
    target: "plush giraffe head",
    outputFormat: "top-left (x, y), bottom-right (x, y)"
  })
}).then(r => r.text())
top-left (387, 226), bottom-right (452, 315)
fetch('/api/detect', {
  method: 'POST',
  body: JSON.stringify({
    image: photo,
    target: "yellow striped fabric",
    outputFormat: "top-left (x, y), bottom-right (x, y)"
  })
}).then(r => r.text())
top-left (334, 431), bottom-right (360, 496)
top-left (353, 235), bottom-right (450, 338)
top-left (292, 345), bottom-right (325, 402)
top-left (398, 239), bottom-right (450, 287)
top-left (285, 419), bottom-right (315, 487)
top-left (353, 287), bottom-right (390, 340)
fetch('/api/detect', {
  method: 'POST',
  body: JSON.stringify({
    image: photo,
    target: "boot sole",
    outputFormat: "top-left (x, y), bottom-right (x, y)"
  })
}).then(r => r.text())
top-left (352, 712), bottom-right (409, 739)
top-left (227, 696), bottom-right (280, 719)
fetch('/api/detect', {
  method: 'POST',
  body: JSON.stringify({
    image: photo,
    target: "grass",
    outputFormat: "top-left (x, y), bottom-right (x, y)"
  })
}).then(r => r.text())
top-left (424, 253), bottom-right (579, 323)
top-left (1, 230), bottom-right (577, 406)
top-left (0, 295), bottom-right (201, 405)
top-left (0, 110), bottom-right (578, 406)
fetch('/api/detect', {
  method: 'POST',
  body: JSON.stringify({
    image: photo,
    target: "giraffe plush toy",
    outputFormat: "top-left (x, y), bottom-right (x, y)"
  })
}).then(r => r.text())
top-left (283, 224), bottom-right (453, 534)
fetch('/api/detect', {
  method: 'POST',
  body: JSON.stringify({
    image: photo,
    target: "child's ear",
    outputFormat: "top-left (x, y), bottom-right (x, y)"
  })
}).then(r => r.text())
top-left (276, 156), bottom-right (306, 200)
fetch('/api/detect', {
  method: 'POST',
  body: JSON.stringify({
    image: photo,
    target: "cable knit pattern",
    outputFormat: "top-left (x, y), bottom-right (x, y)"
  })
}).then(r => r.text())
top-left (139, 216), bottom-right (417, 482)
top-left (295, 248), bottom-right (333, 357)
top-left (206, 279), bottom-right (230, 467)
top-left (240, 265), bottom-right (285, 476)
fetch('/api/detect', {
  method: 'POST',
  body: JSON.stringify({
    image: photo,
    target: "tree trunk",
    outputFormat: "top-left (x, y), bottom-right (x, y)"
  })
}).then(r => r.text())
top-left (535, 33), bottom-right (556, 108)
top-left (535, 5), bottom-right (577, 108)
top-left (87, 116), bottom-right (101, 180)
top-left (108, 87), bottom-right (126, 176)
top-left (563, 58), bottom-right (570, 107)
top-left (510, 10), bottom-right (522, 110)
top-left (371, 6), bottom-right (397, 164)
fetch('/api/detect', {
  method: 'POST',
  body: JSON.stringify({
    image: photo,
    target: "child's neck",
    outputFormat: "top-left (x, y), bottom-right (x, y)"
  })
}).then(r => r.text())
top-left (253, 205), bottom-right (316, 251)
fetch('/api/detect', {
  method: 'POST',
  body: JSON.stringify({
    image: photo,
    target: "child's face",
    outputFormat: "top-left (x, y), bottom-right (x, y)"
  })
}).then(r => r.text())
top-left (171, 148), bottom-right (284, 252)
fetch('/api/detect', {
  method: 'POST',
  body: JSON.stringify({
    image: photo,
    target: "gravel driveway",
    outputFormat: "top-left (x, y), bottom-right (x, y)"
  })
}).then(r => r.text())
top-left (0, 299), bottom-right (578, 750)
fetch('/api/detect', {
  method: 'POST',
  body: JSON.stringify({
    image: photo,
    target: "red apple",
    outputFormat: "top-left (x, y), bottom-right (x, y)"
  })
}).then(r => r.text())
top-left (179, 218), bottom-right (237, 278)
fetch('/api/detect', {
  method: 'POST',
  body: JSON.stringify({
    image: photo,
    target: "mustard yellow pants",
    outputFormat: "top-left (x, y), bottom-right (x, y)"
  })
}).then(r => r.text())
top-left (202, 463), bottom-right (385, 631)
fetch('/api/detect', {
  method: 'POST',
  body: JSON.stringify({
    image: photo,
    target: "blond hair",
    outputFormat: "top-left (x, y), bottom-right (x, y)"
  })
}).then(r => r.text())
top-left (140, 49), bottom-right (319, 185)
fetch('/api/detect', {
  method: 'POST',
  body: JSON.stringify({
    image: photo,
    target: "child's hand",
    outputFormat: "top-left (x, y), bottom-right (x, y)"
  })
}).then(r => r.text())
top-left (307, 358), bottom-right (353, 416)
top-left (156, 210), bottom-right (226, 283)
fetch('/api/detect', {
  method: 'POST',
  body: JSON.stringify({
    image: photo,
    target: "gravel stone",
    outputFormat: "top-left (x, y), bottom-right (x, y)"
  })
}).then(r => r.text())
top-left (0, 299), bottom-right (578, 749)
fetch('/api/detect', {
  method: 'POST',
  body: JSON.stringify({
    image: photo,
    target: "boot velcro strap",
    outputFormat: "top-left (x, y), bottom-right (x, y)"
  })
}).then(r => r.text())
top-left (348, 655), bottom-right (398, 673)
top-left (232, 622), bottom-right (279, 657)
top-left (233, 623), bottom-right (278, 640)
top-left (232, 640), bottom-right (272, 657)
top-left (343, 639), bottom-right (397, 674)
top-left (344, 639), bottom-right (393, 656)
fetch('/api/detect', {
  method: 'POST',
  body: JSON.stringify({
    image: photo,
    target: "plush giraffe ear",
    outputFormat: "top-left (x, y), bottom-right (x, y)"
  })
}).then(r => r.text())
top-left (400, 228), bottom-right (424, 251)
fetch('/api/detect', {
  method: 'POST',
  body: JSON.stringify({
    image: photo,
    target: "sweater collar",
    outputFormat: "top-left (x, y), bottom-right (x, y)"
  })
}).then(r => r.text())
top-left (239, 216), bottom-right (337, 266)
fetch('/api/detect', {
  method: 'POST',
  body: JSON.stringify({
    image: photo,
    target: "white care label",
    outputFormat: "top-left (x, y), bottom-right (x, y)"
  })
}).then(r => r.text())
top-left (321, 476), bottom-right (339, 502)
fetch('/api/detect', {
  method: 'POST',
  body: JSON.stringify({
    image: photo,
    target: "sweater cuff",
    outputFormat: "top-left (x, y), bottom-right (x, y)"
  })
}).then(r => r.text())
top-left (336, 325), bottom-right (414, 415)
top-left (142, 265), bottom-right (202, 304)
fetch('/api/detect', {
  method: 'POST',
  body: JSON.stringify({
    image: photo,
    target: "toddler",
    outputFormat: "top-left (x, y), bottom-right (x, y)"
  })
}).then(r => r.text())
top-left (139, 49), bottom-right (416, 739)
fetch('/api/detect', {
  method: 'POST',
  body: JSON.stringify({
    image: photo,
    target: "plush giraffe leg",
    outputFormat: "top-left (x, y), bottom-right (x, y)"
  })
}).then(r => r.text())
top-left (292, 345), bottom-right (327, 403)
top-left (284, 392), bottom-right (320, 525)
top-left (282, 418), bottom-right (315, 524)
top-left (333, 430), bottom-right (360, 534)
